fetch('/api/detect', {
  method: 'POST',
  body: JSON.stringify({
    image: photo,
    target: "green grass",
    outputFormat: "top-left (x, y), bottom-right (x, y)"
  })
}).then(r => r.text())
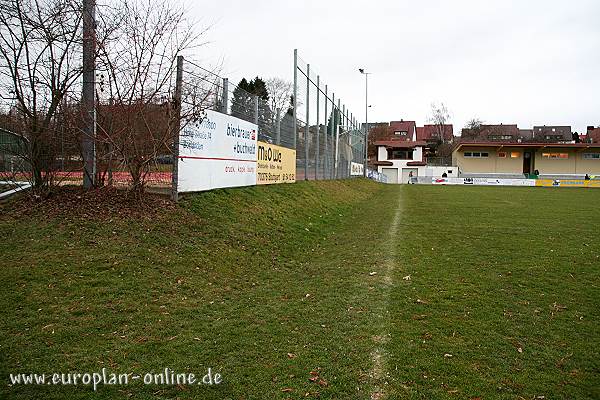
top-left (386, 186), bottom-right (600, 399)
top-left (1, 182), bottom-right (599, 399)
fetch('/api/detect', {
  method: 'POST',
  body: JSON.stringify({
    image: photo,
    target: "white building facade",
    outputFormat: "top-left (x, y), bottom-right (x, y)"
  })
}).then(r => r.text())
top-left (374, 140), bottom-right (458, 184)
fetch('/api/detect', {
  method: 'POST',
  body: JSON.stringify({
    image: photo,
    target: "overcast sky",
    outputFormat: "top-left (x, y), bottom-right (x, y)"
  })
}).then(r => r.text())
top-left (188, 0), bottom-right (600, 135)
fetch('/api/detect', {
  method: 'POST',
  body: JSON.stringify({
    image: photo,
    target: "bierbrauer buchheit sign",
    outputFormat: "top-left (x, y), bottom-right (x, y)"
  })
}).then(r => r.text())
top-left (177, 110), bottom-right (296, 193)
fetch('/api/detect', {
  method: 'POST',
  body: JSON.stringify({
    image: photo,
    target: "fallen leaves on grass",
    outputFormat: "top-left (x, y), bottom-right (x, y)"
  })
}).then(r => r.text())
top-left (308, 370), bottom-right (328, 387)
top-left (3, 186), bottom-right (174, 221)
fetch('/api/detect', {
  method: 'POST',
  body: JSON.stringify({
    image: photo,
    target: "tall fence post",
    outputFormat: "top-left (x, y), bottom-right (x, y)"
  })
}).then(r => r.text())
top-left (330, 92), bottom-right (335, 179)
top-left (82, 0), bottom-right (96, 189)
top-left (315, 75), bottom-right (320, 180)
top-left (324, 85), bottom-right (328, 180)
top-left (305, 64), bottom-right (310, 180)
top-left (293, 49), bottom-right (297, 149)
top-left (342, 104), bottom-right (346, 178)
top-left (171, 55), bottom-right (183, 202)
top-left (222, 78), bottom-right (228, 114)
top-left (335, 99), bottom-right (340, 179)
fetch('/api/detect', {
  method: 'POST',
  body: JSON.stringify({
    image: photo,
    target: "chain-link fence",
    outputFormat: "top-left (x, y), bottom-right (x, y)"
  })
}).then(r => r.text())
top-left (294, 50), bottom-right (366, 180)
top-left (1, 50), bottom-right (370, 198)
top-left (181, 51), bottom-right (367, 182)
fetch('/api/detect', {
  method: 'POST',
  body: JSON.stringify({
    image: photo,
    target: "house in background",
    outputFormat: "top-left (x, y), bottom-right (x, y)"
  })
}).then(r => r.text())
top-left (532, 125), bottom-right (572, 142)
top-left (417, 124), bottom-right (454, 143)
top-left (461, 124), bottom-right (522, 141)
top-left (588, 126), bottom-right (600, 143)
top-left (374, 139), bottom-right (458, 183)
top-left (388, 120), bottom-right (417, 141)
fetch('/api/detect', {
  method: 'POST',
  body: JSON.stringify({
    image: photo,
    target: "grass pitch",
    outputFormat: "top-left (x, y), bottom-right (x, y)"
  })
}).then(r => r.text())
top-left (1, 182), bottom-right (599, 399)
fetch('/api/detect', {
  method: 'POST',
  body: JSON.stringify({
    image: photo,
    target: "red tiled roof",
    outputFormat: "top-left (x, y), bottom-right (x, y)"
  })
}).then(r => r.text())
top-left (589, 128), bottom-right (600, 143)
top-left (389, 120), bottom-right (416, 134)
top-left (418, 124), bottom-right (454, 141)
top-left (374, 140), bottom-right (427, 148)
top-left (416, 127), bottom-right (425, 140)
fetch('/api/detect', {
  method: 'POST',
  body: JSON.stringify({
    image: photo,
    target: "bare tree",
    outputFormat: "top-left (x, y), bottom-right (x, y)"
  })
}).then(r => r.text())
top-left (428, 102), bottom-right (451, 143)
top-left (0, 0), bottom-right (84, 192)
top-left (95, 0), bottom-right (211, 193)
top-left (0, 0), bottom-right (119, 194)
top-left (265, 77), bottom-right (293, 117)
top-left (462, 118), bottom-right (484, 139)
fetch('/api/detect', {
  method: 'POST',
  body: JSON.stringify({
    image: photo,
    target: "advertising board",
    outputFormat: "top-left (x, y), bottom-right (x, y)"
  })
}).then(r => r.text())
top-left (256, 141), bottom-right (296, 185)
top-left (178, 110), bottom-right (257, 192)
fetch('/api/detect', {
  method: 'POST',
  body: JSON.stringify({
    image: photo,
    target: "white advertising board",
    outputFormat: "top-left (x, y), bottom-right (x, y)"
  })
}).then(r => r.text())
top-left (350, 162), bottom-right (364, 176)
top-left (430, 177), bottom-right (535, 186)
top-left (178, 110), bottom-right (257, 192)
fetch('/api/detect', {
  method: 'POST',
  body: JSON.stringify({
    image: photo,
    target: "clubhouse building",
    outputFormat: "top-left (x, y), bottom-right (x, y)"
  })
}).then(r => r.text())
top-left (452, 142), bottom-right (600, 176)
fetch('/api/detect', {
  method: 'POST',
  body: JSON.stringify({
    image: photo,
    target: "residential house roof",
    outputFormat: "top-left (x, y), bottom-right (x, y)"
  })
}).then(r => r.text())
top-left (532, 125), bottom-right (572, 142)
top-left (588, 127), bottom-right (600, 143)
top-left (461, 124), bottom-right (520, 141)
top-left (388, 121), bottom-right (416, 141)
top-left (418, 124), bottom-right (454, 142)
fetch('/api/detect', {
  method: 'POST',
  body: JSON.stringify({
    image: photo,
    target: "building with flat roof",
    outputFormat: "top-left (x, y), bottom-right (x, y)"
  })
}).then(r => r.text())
top-left (452, 142), bottom-right (600, 176)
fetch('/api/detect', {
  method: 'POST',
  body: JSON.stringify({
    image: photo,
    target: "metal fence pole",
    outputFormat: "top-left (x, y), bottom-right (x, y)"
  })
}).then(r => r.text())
top-left (222, 78), bottom-right (228, 114)
top-left (305, 63), bottom-right (310, 180)
top-left (324, 85), bottom-right (328, 180)
top-left (315, 75), bottom-right (320, 180)
top-left (335, 99), bottom-right (340, 179)
top-left (171, 55), bottom-right (183, 202)
top-left (293, 49), bottom-right (298, 150)
top-left (330, 92), bottom-right (335, 180)
top-left (82, 0), bottom-right (96, 189)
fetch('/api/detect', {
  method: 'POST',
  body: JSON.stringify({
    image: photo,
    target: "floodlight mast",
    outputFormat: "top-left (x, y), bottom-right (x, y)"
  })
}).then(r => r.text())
top-left (359, 68), bottom-right (371, 177)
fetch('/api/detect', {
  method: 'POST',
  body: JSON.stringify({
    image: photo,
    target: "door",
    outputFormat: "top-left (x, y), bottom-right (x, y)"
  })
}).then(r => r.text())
top-left (402, 168), bottom-right (418, 184)
top-left (382, 168), bottom-right (398, 184)
top-left (523, 152), bottom-right (532, 174)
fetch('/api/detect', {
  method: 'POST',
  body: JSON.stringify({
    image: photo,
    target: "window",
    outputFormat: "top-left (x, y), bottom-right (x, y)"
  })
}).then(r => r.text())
top-left (395, 131), bottom-right (408, 136)
top-left (583, 153), bottom-right (600, 160)
top-left (464, 151), bottom-right (489, 158)
top-left (489, 135), bottom-right (513, 140)
top-left (542, 153), bottom-right (569, 159)
top-left (498, 152), bottom-right (507, 158)
top-left (510, 152), bottom-right (520, 158)
top-left (388, 149), bottom-right (414, 160)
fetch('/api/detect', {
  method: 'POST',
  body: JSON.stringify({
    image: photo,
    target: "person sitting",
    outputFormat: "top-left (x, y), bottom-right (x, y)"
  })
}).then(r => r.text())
top-left (585, 174), bottom-right (591, 180)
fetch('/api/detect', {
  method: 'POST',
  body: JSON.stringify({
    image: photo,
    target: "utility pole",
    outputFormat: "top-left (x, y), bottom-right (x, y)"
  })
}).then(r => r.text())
top-left (82, 0), bottom-right (96, 188)
top-left (359, 68), bottom-right (370, 178)
top-left (171, 56), bottom-right (184, 202)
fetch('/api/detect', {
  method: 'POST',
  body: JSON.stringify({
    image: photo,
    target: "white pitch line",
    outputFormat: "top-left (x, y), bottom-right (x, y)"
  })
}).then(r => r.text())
top-left (369, 189), bottom-right (403, 400)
